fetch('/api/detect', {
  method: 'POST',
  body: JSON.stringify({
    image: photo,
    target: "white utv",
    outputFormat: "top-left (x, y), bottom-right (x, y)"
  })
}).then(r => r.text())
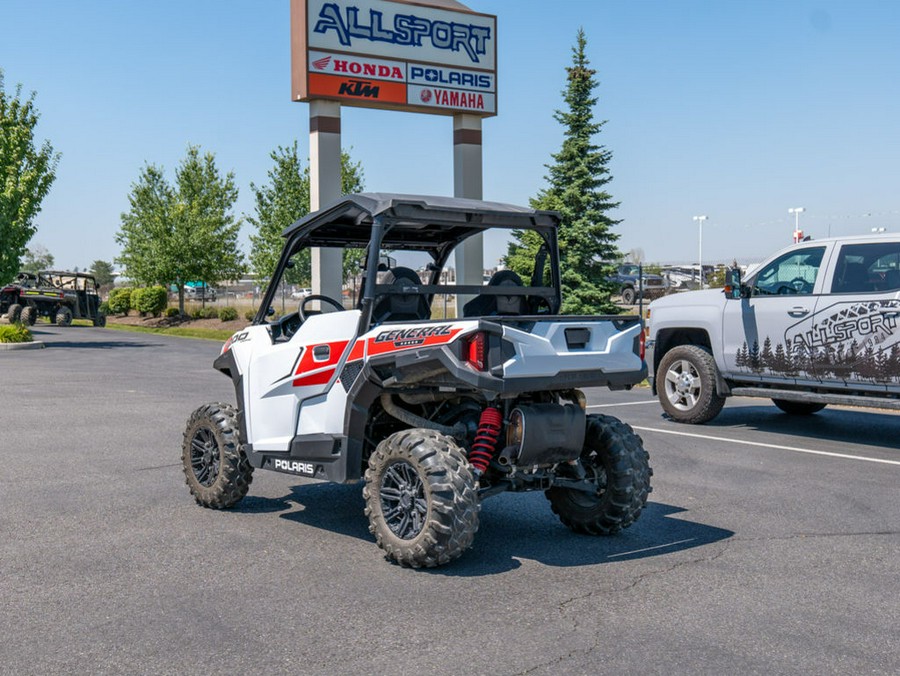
top-left (182, 194), bottom-right (652, 567)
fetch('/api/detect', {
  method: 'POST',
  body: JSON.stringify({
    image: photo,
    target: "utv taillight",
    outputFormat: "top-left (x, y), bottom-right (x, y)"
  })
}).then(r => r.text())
top-left (466, 332), bottom-right (487, 371)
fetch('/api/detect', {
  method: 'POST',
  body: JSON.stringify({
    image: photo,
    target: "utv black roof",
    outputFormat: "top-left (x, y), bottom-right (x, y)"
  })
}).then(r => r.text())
top-left (282, 193), bottom-right (560, 251)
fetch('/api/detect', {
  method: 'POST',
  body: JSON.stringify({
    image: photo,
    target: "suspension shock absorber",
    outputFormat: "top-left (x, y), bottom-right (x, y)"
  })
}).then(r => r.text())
top-left (469, 407), bottom-right (502, 479)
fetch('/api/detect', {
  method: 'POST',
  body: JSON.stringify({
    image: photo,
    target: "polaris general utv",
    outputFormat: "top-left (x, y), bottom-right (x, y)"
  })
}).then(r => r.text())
top-left (183, 194), bottom-right (652, 567)
top-left (0, 271), bottom-right (105, 326)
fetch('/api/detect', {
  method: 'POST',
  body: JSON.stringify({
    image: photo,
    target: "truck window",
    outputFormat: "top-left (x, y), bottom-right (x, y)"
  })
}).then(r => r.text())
top-left (751, 246), bottom-right (825, 296)
top-left (831, 242), bottom-right (900, 294)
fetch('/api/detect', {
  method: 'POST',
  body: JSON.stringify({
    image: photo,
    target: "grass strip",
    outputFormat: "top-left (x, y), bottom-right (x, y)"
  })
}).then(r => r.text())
top-left (102, 322), bottom-right (233, 341)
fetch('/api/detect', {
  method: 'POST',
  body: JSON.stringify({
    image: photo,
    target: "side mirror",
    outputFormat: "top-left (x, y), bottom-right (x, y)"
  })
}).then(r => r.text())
top-left (285, 260), bottom-right (295, 269)
top-left (266, 306), bottom-right (276, 316)
top-left (724, 268), bottom-right (742, 300)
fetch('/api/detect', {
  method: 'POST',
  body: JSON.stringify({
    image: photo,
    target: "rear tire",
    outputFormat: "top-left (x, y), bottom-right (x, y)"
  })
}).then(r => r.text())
top-left (364, 428), bottom-right (479, 568)
top-left (182, 403), bottom-right (253, 509)
top-left (20, 306), bottom-right (37, 326)
top-left (55, 307), bottom-right (73, 327)
top-left (772, 399), bottom-right (826, 415)
top-left (546, 414), bottom-right (652, 535)
top-left (93, 312), bottom-right (107, 327)
top-left (7, 303), bottom-right (22, 323)
top-left (657, 345), bottom-right (726, 424)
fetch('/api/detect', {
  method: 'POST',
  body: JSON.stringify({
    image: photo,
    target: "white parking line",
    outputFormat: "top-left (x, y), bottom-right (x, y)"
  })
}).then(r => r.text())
top-left (587, 401), bottom-right (659, 408)
top-left (632, 425), bottom-right (900, 467)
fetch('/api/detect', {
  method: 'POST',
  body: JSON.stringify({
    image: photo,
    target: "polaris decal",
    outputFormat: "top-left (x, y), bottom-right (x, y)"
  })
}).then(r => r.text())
top-left (271, 459), bottom-right (318, 477)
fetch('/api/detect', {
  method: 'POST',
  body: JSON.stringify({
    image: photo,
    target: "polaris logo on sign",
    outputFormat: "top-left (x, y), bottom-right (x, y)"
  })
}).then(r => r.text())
top-left (408, 64), bottom-right (493, 92)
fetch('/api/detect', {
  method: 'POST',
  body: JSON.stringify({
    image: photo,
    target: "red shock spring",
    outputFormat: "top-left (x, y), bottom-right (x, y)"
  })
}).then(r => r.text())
top-left (469, 407), bottom-right (502, 476)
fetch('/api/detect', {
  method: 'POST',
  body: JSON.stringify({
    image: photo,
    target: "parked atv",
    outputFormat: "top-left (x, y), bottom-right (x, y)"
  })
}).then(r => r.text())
top-left (1, 271), bottom-right (105, 326)
top-left (182, 194), bottom-right (652, 567)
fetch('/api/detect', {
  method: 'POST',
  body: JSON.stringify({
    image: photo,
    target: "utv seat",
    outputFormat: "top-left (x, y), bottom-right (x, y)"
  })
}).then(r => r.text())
top-left (372, 267), bottom-right (431, 324)
top-left (463, 270), bottom-right (526, 317)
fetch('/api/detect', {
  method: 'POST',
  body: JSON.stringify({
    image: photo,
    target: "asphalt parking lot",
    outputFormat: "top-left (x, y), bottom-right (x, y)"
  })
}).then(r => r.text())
top-left (2, 326), bottom-right (898, 675)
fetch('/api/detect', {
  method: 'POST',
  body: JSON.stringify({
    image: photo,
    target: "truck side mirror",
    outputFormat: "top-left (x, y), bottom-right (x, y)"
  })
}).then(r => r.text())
top-left (724, 268), bottom-right (742, 299)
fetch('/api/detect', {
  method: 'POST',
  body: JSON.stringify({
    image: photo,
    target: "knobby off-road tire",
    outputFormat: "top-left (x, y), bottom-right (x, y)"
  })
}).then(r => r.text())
top-left (657, 344), bottom-right (726, 424)
top-left (6, 303), bottom-right (22, 323)
top-left (55, 307), bottom-right (73, 327)
top-left (182, 403), bottom-right (253, 509)
top-left (546, 414), bottom-right (652, 535)
top-left (621, 286), bottom-right (636, 306)
top-left (772, 399), bottom-right (826, 415)
top-left (20, 306), bottom-right (37, 326)
top-left (364, 428), bottom-right (480, 568)
top-left (93, 312), bottom-right (107, 327)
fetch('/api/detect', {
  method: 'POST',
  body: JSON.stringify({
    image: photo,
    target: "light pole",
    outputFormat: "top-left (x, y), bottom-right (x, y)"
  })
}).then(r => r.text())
top-left (693, 215), bottom-right (708, 288)
top-left (788, 207), bottom-right (805, 242)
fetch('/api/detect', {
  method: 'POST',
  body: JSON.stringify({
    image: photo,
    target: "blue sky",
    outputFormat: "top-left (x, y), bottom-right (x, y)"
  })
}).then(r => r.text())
top-left (2, 0), bottom-right (899, 271)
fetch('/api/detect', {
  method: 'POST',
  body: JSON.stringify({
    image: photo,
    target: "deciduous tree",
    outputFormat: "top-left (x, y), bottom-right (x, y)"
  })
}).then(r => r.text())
top-left (0, 70), bottom-right (59, 284)
top-left (248, 142), bottom-right (365, 291)
top-left (116, 145), bottom-right (245, 314)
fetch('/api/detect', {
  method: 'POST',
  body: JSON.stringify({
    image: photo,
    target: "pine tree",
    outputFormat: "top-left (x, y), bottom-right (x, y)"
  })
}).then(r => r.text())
top-left (761, 337), bottom-right (773, 370)
top-left (504, 28), bottom-right (620, 314)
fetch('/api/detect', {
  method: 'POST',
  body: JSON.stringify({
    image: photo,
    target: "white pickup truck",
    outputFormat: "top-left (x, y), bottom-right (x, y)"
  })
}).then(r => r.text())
top-left (646, 234), bottom-right (900, 423)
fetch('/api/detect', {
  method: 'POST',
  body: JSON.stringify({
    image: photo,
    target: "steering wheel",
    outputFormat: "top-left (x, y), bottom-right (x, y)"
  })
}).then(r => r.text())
top-left (789, 277), bottom-right (812, 293)
top-left (299, 294), bottom-right (344, 321)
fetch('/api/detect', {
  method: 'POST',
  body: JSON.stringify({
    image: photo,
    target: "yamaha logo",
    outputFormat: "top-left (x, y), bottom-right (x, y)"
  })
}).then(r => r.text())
top-left (420, 89), bottom-right (432, 103)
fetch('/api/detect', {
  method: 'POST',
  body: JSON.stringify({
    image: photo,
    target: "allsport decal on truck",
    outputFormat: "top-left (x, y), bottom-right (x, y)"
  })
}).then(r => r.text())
top-left (734, 300), bottom-right (900, 381)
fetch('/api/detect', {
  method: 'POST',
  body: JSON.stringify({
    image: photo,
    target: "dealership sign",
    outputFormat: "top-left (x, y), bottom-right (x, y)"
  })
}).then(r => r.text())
top-left (292, 0), bottom-right (497, 116)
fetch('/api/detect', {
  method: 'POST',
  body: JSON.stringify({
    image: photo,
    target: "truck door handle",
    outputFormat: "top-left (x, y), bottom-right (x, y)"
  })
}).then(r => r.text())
top-left (787, 307), bottom-right (810, 317)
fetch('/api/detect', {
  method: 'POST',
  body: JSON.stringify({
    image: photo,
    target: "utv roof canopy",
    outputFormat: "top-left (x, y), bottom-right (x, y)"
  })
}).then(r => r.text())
top-left (282, 193), bottom-right (560, 253)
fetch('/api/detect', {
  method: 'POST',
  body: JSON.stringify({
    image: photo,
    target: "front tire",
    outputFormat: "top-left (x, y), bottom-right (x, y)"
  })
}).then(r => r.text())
top-left (20, 306), bottom-right (37, 326)
top-left (621, 287), bottom-right (636, 305)
top-left (363, 429), bottom-right (479, 568)
top-left (55, 307), bottom-right (73, 327)
top-left (657, 345), bottom-right (726, 424)
top-left (182, 403), bottom-right (253, 509)
top-left (546, 414), bottom-right (652, 535)
top-left (6, 303), bottom-right (22, 323)
top-left (772, 399), bottom-right (826, 415)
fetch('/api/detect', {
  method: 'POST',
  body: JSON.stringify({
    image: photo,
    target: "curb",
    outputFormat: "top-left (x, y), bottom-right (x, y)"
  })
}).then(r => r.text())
top-left (0, 341), bottom-right (46, 351)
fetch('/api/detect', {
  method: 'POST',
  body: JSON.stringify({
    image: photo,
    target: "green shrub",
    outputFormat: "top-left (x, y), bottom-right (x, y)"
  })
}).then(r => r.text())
top-left (200, 307), bottom-right (218, 319)
top-left (0, 323), bottom-right (32, 343)
top-left (244, 309), bottom-right (256, 322)
top-left (190, 307), bottom-right (203, 319)
top-left (165, 307), bottom-right (181, 318)
top-left (132, 286), bottom-right (168, 317)
top-left (108, 287), bottom-right (133, 315)
top-left (217, 306), bottom-right (238, 322)
top-left (99, 301), bottom-right (110, 315)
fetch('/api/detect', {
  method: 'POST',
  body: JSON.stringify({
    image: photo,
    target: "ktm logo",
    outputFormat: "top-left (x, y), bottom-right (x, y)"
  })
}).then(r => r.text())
top-left (338, 79), bottom-right (380, 98)
top-left (312, 55), bottom-right (332, 70)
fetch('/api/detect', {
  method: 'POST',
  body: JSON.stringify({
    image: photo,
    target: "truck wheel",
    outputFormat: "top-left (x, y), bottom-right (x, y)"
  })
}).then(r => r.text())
top-left (181, 403), bottom-right (253, 509)
top-left (772, 399), bottom-right (826, 415)
top-left (55, 307), bottom-right (73, 327)
top-left (20, 306), bottom-right (37, 326)
top-left (6, 303), bottom-right (22, 323)
top-left (621, 287), bottom-right (636, 305)
top-left (546, 414), bottom-right (652, 535)
top-left (363, 428), bottom-right (479, 568)
top-left (657, 344), bottom-right (725, 424)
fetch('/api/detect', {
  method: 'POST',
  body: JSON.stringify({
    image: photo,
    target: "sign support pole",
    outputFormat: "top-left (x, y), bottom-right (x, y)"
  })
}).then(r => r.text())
top-left (309, 99), bottom-right (343, 303)
top-left (453, 113), bottom-right (483, 314)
